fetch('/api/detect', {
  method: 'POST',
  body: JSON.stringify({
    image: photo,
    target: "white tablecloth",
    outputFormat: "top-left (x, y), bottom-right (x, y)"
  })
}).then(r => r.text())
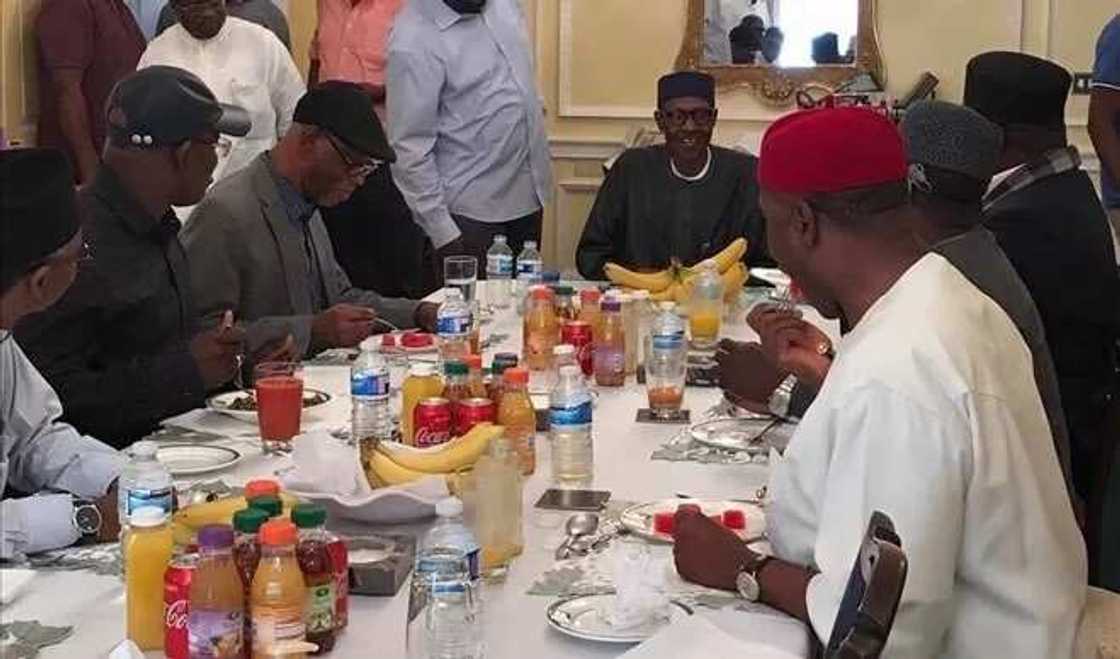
top-left (5, 284), bottom-right (839, 658)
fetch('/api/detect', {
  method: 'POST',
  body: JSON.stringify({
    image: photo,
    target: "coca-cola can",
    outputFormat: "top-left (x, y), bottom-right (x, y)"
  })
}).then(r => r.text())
top-left (454, 397), bottom-right (496, 436)
top-left (561, 321), bottom-right (594, 376)
top-left (414, 397), bottom-right (452, 447)
top-left (164, 552), bottom-right (198, 659)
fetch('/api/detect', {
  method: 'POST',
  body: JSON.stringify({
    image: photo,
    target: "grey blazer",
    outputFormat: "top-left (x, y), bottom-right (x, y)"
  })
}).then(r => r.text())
top-left (181, 154), bottom-right (419, 357)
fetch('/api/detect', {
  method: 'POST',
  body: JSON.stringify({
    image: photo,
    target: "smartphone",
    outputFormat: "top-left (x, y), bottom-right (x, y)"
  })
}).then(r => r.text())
top-left (534, 488), bottom-right (611, 512)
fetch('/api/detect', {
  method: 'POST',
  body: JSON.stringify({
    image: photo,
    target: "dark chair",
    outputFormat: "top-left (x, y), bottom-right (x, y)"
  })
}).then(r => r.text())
top-left (824, 511), bottom-right (908, 659)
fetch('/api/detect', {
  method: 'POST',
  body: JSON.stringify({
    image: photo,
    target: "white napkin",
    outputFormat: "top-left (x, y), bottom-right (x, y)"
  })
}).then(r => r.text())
top-left (623, 609), bottom-right (809, 659)
top-left (608, 541), bottom-right (670, 629)
top-left (283, 432), bottom-right (370, 497)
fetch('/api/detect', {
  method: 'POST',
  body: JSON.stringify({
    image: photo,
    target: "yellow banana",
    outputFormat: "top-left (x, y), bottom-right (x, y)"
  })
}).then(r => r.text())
top-left (650, 281), bottom-right (682, 303)
top-left (722, 262), bottom-right (748, 301)
top-left (375, 423), bottom-right (503, 474)
top-left (603, 262), bottom-right (674, 293)
top-left (367, 449), bottom-right (430, 487)
top-left (707, 238), bottom-right (748, 274)
top-left (171, 493), bottom-right (299, 545)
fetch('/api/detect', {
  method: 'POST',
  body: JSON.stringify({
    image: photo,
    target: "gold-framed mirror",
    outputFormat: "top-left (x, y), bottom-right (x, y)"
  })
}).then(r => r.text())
top-left (675, 0), bottom-right (884, 106)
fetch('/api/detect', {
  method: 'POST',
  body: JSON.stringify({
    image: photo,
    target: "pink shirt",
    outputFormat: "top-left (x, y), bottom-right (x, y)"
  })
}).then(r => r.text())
top-left (312, 0), bottom-right (403, 86)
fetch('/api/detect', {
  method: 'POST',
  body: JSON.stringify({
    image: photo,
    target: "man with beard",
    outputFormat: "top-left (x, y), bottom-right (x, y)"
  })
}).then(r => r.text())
top-left (674, 107), bottom-right (1084, 656)
top-left (183, 83), bottom-right (439, 358)
top-left (576, 72), bottom-right (771, 280)
top-left (138, 0), bottom-right (304, 189)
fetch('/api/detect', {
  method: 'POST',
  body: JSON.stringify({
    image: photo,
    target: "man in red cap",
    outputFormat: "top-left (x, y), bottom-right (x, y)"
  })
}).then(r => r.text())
top-left (673, 107), bottom-right (1085, 656)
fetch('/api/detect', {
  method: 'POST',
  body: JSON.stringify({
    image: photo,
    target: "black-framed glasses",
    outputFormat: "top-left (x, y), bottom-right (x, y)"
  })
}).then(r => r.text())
top-left (661, 107), bottom-right (717, 129)
top-left (324, 133), bottom-right (381, 178)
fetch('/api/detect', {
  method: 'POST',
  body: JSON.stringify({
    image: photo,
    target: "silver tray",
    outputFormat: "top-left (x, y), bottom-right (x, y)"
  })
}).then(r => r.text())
top-left (546, 594), bottom-right (692, 644)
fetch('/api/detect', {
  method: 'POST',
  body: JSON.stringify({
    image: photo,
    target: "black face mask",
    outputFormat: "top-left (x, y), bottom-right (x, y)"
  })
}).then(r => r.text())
top-left (443, 0), bottom-right (486, 14)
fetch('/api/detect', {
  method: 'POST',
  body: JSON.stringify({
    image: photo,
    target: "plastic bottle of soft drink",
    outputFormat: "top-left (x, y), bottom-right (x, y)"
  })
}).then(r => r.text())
top-left (423, 497), bottom-right (481, 582)
top-left (437, 288), bottom-right (472, 362)
top-left (485, 235), bottom-right (514, 309)
top-left (514, 240), bottom-right (542, 299)
top-left (119, 440), bottom-right (175, 528)
top-left (351, 337), bottom-right (391, 445)
top-left (550, 365), bottom-right (594, 486)
top-left (594, 297), bottom-right (626, 386)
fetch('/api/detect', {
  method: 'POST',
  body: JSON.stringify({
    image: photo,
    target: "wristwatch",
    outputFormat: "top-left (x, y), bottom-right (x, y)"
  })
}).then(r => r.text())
top-left (72, 497), bottom-right (103, 543)
top-left (735, 552), bottom-right (772, 602)
top-left (767, 375), bottom-right (798, 419)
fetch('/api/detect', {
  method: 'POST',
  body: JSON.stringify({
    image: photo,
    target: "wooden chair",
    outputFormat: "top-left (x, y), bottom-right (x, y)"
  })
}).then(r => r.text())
top-left (824, 511), bottom-right (908, 659)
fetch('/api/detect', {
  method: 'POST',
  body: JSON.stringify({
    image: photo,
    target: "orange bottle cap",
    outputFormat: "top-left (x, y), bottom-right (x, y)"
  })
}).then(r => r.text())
top-left (503, 367), bottom-right (529, 384)
top-left (244, 479), bottom-right (280, 499)
top-left (259, 519), bottom-right (297, 546)
top-left (465, 354), bottom-right (483, 370)
top-left (579, 289), bottom-right (601, 303)
top-left (530, 286), bottom-right (553, 300)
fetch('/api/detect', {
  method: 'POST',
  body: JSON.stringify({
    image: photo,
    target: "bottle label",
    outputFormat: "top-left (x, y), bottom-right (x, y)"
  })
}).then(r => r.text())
top-left (351, 371), bottom-right (389, 397)
top-left (188, 609), bottom-right (243, 658)
top-left (550, 400), bottom-right (592, 427)
top-left (593, 348), bottom-right (625, 374)
top-left (306, 583), bottom-right (336, 634)
top-left (652, 333), bottom-right (684, 350)
top-left (252, 605), bottom-right (306, 655)
top-left (517, 260), bottom-right (541, 277)
top-left (126, 486), bottom-right (173, 516)
top-left (436, 314), bottom-right (471, 336)
top-left (487, 254), bottom-right (514, 277)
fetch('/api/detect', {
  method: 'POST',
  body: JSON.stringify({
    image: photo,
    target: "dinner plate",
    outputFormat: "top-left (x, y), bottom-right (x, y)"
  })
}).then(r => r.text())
top-left (748, 268), bottom-right (791, 288)
top-left (156, 444), bottom-right (242, 476)
top-left (619, 498), bottom-right (766, 544)
top-left (689, 417), bottom-right (794, 455)
top-left (546, 594), bottom-right (692, 644)
top-left (206, 389), bottom-right (332, 423)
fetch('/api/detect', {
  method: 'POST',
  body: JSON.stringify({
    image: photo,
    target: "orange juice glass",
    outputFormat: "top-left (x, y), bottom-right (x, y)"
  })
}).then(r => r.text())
top-left (254, 362), bottom-right (303, 454)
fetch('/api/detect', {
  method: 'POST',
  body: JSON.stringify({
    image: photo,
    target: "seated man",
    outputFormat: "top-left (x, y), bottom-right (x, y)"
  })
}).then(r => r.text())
top-left (576, 72), bottom-right (772, 280)
top-left (677, 107), bottom-right (1085, 656)
top-left (1, 149), bottom-right (124, 558)
top-left (182, 82), bottom-right (438, 358)
top-left (965, 52), bottom-right (1120, 507)
top-left (156, 0), bottom-right (292, 51)
top-left (17, 67), bottom-right (266, 447)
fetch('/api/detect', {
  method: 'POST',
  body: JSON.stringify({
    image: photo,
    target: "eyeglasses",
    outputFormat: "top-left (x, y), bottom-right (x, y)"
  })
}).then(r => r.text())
top-left (660, 107), bottom-right (717, 129)
top-left (325, 133), bottom-right (381, 178)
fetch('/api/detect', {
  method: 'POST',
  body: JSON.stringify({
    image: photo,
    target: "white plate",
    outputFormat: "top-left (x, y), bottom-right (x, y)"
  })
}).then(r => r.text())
top-left (206, 388), bottom-right (332, 423)
top-left (619, 499), bottom-right (766, 544)
top-left (546, 594), bottom-right (692, 644)
top-left (155, 443), bottom-right (242, 476)
top-left (689, 417), bottom-right (794, 455)
top-left (749, 268), bottom-right (791, 288)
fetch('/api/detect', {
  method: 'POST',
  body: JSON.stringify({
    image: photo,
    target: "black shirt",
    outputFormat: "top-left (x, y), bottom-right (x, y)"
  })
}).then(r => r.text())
top-left (15, 166), bottom-right (206, 446)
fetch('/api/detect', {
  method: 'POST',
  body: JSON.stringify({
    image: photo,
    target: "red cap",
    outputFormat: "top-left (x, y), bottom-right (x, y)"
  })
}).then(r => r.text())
top-left (259, 519), bottom-right (297, 546)
top-left (244, 479), bottom-right (280, 499)
top-left (503, 367), bottom-right (529, 385)
top-left (465, 354), bottom-right (482, 370)
top-left (579, 289), bottom-right (601, 304)
top-left (758, 107), bottom-right (907, 195)
top-left (530, 286), bottom-right (553, 300)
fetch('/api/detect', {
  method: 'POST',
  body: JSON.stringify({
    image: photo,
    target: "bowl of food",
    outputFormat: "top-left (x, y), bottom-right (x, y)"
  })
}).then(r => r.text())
top-left (206, 389), bottom-right (332, 423)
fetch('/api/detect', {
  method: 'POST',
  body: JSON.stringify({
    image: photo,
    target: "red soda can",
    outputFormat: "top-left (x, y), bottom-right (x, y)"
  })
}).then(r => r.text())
top-left (414, 397), bottom-right (453, 447)
top-left (163, 552), bottom-right (198, 659)
top-left (327, 538), bottom-right (349, 630)
top-left (454, 397), bottom-right (496, 436)
top-left (561, 320), bottom-right (594, 376)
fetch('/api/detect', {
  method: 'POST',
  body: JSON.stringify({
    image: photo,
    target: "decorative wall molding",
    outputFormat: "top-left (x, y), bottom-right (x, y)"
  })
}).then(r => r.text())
top-left (549, 137), bottom-right (623, 161)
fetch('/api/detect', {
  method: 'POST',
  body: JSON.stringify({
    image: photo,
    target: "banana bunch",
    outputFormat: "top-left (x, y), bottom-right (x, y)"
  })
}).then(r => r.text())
top-left (604, 238), bottom-right (748, 303)
top-left (172, 492), bottom-right (300, 546)
top-left (362, 422), bottom-right (505, 488)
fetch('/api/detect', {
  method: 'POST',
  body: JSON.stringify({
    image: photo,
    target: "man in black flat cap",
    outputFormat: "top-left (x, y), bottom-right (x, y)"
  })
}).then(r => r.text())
top-left (576, 71), bottom-right (772, 280)
top-left (15, 66), bottom-right (280, 447)
top-left (965, 51), bottom-right (1120, 528)
top-left (183, 81), bottom-right (439, 359)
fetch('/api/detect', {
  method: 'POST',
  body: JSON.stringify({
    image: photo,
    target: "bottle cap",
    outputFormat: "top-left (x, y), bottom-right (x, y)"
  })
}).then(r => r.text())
top-left (530, 286), bottom-right (553, 301)
top-left (197, 524), bottom-right (235, 549)
top-left (524, 240), bottom-right (537, 249)
top-left (130, 440), bottom-right (158, 458)
top-left (601, 299), bottom-right (622, 312)
top-left (259, 519), bottom-right (298, 546)
top-left (553, 285), bottom-right (574, 296)
top-left (579, 289), bottom-right (601, 304)
top-left (503, 367), bottom-right (529, 385)
top-left (494, 234), bottom-right (507, 243)
top-left (291, 503), bottom-right (328, 529)
top-left (435, 497), bottom-right (464, 518)
top-left (360, 337), bottom-right (378, 352)
top-left (410, 362), bottom-right (436, 377)
top-left (553, 344), bottom-right (575, 357)
top-left (233, 507), bottom-right (269, 534)
top-left (249, 494), bottom-right (283, 518)
top-left (129, 506), bottom-right (167, 528)
top-left (465, 354), bottom-right (483, 370)
top-left (244, 479), bottom-right (280, 500)
top-left (541, 271), bottom-right (561, 283)
top-left (444, 361), bottom-right (468, 376)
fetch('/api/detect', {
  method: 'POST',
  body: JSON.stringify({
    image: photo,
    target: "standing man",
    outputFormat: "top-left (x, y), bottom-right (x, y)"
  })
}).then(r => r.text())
top-left (388, 0), bottom-right (553, 277)
top-left (1, 149), bottom-right (124, 559)
top-left (1090, 12), bottom-right (1120, 255)
top-left (35, 0), bottom-right (146, 184)
top-left (156, 0), bottom-right (292, 50)
top-left (16, 67), bottom-right (259, 446)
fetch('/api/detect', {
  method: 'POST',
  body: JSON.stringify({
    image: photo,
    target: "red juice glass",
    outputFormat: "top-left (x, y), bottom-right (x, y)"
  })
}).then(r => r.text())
top-left (254, 362), bottom-right (303, 454)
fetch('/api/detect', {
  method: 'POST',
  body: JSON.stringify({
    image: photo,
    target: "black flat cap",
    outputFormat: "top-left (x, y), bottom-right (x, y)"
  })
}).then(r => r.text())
top-left (964, 51), bottom-right (1071, 129)
top-left (658, 71), bottom-right (716, 108)
top-left (0, 149), bottom-right (81, 292)
top-left (294, 81), bottom-right (396, 163)
top-left (107, 66), bottom-right (251, 148)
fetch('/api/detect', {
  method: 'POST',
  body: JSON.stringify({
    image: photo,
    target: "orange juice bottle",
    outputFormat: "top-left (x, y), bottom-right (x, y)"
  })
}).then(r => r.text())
top-left (522, 286), bottom-right (557, 371)
top-left (498, 367), bottom-right (537, 475)
top-left (125, 507), bottom-right (174, 650)
top-left (251, 520), bottom-right (307, 659)
top-left (189, 525), bottom-right (245, 657)
top-left (464, 354), bottom-right (488, 398)
top-left (401, 363), bottom-right (444, 445)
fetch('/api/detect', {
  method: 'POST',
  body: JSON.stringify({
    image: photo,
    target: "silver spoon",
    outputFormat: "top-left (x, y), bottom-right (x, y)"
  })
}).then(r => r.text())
top-left (555, 512), bottom-right (599, 560)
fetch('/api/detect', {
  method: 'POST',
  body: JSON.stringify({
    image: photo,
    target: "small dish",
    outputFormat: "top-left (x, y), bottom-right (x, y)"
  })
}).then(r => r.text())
top-left (618, 498), bottom-right (765, 544)
top-left (155, 443), bottom-right (242, 476)
top-left (546, 594), bottom-right (692, 644)
top-left (206, 389), bottom-right (332, 423)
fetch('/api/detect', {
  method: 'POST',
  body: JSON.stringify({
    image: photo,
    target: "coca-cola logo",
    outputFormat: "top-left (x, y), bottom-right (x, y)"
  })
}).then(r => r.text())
top-left (415, 427), bottom-right (450, 447)
top-left (165, 599), bottom-right (188, 629)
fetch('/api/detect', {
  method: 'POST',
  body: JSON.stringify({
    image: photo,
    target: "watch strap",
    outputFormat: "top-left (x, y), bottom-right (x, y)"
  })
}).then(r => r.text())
top-left (767, 375), bottom-right (798, 418)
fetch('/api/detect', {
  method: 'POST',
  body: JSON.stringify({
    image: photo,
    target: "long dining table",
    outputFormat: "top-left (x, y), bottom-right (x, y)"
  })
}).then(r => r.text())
top-left (3, 283), bottom-right (842, 658)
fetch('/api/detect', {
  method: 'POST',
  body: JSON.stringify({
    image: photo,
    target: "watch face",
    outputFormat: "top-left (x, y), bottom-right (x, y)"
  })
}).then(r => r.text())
top-left (736, 570), bottom-right (760, 601)
top-left (75, 504), bottom-right (102, 535)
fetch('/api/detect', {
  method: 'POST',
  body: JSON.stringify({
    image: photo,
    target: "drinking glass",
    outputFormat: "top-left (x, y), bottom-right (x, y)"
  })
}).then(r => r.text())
top-left (406, 547), bottom-right (483, 659)
top-left (444, 256), bottom-right (479, 305)
top-left (253, 361), bottom-right (304, 454)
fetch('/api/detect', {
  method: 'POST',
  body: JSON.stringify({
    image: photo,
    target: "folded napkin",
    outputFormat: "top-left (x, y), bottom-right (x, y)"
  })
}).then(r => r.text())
top-left (623, 608), bottom-right (809, 659)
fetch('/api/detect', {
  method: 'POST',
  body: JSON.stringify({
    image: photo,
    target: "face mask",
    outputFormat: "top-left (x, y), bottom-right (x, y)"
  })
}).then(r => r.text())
top-left (443, 0), bottom-right (486, 14)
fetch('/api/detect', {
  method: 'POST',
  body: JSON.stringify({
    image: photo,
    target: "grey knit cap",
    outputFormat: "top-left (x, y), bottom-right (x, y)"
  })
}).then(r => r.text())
top-left (901, 100), bottom-right (1003, 181)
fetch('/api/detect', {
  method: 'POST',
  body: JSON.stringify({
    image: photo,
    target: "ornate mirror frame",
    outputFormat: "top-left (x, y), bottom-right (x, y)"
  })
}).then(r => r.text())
top-left (675, 0), bottom-right (885, 106)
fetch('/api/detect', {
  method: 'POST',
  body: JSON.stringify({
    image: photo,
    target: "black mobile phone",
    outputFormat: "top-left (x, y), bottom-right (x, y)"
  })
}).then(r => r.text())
top-left (534, 488), bottom-right (611, 512)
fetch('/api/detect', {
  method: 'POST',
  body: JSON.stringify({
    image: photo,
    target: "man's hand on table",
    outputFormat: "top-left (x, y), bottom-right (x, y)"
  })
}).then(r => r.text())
top-left (312, 304), bottom-right (377, 348)
top-left (673, 508), bottom-right (756, 592)
top-left (750, 305), bottom-right (833, 390)
top-left (414, 302), bottom-right (439, 333)
top-left (715, 339), bottom-right (788, 414)
top-left (191, 311), bottom-right (245, 390)
top-left (94, 481), bottom-right (121, 543)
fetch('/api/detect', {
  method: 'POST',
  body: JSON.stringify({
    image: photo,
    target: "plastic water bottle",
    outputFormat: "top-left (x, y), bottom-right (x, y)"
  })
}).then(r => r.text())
top-left (351, 337), bottom-right (391, 445)
top-left (485, 235), bottom-right (514, 309)
top-left (423, 497), bottom-right (481, 582)
top-left (118, 440), bottom-right (174, 527)
top-left (514, 240), bottom-right (542, 298)
top-left (436, 288), bottom-right (472, 362)
top-left (550, 364), bottom-right (594, 486)
top-left (645, 302), bottom-right (688, 417)
top-left (406, 547), bottom-right (482, 659)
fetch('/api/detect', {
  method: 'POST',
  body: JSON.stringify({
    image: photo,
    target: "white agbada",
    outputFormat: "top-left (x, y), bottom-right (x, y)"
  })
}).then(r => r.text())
top-left (767, 254), bottom-right (1086, 658)
top-left (138, 17), bottom-right (304, 186)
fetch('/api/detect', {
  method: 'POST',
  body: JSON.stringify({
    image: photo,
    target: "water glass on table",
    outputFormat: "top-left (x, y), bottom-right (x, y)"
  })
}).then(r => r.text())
top-left (444, 255), bottom-right (478, 305)
top-left (254, 361), bottom-right (304, 454)
top-left (406, 548), bottom-right (483, 659)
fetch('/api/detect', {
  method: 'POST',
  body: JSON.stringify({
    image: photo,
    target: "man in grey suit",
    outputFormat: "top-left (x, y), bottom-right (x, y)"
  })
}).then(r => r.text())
top-left (183, 82), bottom-right (438, 357)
